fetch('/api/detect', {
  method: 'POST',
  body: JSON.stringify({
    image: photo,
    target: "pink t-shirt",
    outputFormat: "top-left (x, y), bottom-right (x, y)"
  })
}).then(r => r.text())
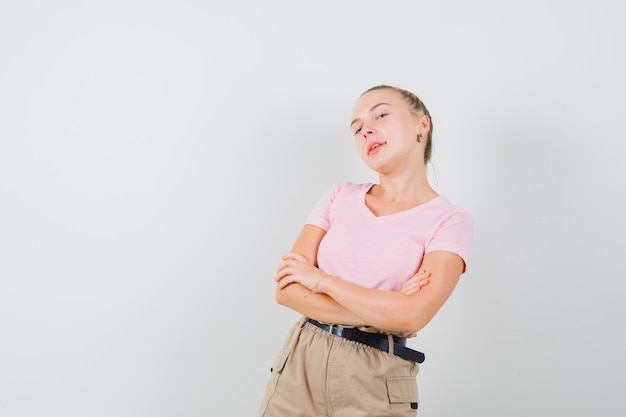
top-left (305, 182), bottom-right (474, 291)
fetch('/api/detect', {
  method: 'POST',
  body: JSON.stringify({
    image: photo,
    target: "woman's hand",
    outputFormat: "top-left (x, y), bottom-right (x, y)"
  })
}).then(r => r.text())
top-left (400, 270), bottom-right (431, 295)
top-left (275, 252), bottom-right (329, 292)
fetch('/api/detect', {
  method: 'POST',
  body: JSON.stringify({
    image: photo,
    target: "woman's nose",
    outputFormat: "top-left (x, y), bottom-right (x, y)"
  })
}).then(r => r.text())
top-left (362, 125), bottom-right (374, 138)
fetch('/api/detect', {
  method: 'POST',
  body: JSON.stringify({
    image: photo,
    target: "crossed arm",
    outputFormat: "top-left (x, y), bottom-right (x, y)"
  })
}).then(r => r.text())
top-left (275, 225), bottom-right (465, 334)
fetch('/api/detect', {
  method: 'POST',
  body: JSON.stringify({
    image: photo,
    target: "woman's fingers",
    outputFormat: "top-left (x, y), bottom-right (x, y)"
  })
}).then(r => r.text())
top-left (401, 283), bottom-right (423, 295)
top-left (276, 252), bottom-right (312, 281)
top-left (399, 270), bottom-right (431, 295)
top-left (402, 279), bottom-right (429, 295)
top-left (404, 287), bottom-right (418, 295)
top-left (281, 252), bottom-right (309, 264)
top-left (413, 270), bottom-right (430, 279)
top-left (276, 275), bottom-right (295, 290)
top-left (277, 254), bottom-right (304, 272)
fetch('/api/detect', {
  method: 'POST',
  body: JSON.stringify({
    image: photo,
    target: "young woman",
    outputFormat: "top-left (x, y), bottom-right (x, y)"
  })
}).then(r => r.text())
top-left (258, 85), bottom-right (474, 416)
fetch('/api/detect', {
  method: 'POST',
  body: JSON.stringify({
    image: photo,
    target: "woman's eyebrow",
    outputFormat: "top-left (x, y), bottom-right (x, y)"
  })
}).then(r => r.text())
top-left (350, 102), bottom-right (391, 127)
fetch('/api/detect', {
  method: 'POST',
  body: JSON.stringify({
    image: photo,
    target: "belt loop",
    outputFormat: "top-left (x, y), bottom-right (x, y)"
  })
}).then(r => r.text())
top-left (387, 334), bottom-right (394, 355)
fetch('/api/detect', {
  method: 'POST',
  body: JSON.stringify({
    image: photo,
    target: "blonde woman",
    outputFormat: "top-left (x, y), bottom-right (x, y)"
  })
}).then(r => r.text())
top-left (258, 85), bottom-right (474, 416)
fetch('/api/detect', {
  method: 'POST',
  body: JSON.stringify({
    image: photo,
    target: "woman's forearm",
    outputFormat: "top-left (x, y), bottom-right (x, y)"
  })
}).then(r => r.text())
top-left (278, 278), bottom-right (431, 333)
top-left (318, 277), bottom-right (426, 333)
top-left (317, 252), bottom-right (465, 333)
top-left (275, 282), bottom-right (367, 327)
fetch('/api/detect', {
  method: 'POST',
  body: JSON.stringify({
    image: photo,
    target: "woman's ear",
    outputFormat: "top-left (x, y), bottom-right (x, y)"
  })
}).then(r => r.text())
top-left (418, 113), bottom-right (431, 133)
top-left (415, 114), bottom-right (430, 140)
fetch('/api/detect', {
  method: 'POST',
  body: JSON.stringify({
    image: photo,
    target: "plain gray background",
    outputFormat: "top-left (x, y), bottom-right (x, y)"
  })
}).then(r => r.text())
top-left (1, 1), bottom-right (624, 416)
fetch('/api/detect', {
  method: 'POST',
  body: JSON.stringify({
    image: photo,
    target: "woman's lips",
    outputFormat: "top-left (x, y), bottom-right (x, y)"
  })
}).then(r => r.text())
top-left (368, 142), bottom-right (386, 155)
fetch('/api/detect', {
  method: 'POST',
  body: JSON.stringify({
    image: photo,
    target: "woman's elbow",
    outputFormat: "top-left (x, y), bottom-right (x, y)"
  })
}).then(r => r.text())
top-left (275, 286), bottom-right (287, 305)
top-left (397, 307), bottom-right (436, 334)
top-left (402, 317), bottom-right (432, 334)
top-left (275, 284), bottom-right (298, 307)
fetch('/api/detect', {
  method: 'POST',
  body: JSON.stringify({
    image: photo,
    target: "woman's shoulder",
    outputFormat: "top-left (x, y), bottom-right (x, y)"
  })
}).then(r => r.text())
top-left (431, 196), bottom-right (474, 225)
top-left (326, 181), bottom-right (372, 194)
top-left (434, 195), bottom-right (468, 211)
top-left (314, 181), bottom-right (372, 208)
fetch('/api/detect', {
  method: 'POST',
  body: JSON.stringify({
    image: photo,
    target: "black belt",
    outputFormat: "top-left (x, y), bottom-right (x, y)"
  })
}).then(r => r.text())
top-left (305, 318), bottom-right (425, 363)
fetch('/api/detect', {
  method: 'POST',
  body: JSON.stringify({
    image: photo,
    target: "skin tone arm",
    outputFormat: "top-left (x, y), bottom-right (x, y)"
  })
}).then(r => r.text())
top-left (274, 225), bottom-right (370, 326)
top-left (322, 251), bottom-right (463, 333)
top-left (275, 225), bottom-right (436, 331)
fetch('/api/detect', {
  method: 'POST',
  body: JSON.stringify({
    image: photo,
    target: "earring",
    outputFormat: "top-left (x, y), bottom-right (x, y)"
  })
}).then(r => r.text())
top-left (417, 134), bottom-right (424, 143)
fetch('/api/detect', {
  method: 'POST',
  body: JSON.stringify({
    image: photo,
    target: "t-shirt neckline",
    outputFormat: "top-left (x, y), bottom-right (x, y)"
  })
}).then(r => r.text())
top-left (361, 183), bottom-right (444, 221)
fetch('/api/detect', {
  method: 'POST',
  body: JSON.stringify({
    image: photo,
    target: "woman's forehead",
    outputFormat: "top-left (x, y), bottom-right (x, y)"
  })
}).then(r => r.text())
top-left (352, 88), bottom-right (404, 116)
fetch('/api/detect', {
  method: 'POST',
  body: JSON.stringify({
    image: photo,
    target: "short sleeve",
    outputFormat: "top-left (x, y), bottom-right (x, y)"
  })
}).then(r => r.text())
top-left (304, 183), bottom-right (343, 231)
top-left (425, 210), bottom-right (474, 273)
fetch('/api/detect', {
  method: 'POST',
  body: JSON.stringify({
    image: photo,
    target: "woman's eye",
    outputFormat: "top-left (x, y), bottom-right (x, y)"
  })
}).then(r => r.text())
top-left (354, 127), bottom-right (362, 135)
top-left (376, 113), bottom-right (388, 119)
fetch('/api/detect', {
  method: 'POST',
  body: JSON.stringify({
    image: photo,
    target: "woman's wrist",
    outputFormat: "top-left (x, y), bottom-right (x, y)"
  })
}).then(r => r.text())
top-left (312, 274), bottom-right (332, 294)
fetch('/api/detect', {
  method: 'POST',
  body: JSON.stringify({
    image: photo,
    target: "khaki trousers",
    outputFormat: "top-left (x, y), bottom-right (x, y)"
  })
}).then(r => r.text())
top-left (258, 317), bottom-right (420, 417)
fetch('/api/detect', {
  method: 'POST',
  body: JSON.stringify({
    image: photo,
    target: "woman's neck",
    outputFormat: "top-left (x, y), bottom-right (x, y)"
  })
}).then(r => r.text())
top-left (374, 171), bottom-right (438, 205)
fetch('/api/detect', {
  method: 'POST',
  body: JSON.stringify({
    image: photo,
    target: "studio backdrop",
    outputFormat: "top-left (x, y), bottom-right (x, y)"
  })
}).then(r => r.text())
top-left (0, 1), bottom-right (624, 416)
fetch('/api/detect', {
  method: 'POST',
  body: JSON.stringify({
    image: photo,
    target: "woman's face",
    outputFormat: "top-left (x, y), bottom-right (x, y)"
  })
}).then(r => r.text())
top-left (350, 88), bottom-right (425, 174)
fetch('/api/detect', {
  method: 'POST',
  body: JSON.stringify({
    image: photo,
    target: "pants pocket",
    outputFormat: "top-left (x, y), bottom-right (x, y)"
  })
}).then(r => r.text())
top-left (257, 346), bottom-right (290, 417)
top-left (270, 346), bottom-right (290, 374)
top-left (386, 376), bottom-right (418, 416)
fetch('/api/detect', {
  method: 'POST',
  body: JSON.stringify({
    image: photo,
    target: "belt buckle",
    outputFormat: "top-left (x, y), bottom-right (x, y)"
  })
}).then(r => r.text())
top-left (328, 324), bottom-right (335, 334)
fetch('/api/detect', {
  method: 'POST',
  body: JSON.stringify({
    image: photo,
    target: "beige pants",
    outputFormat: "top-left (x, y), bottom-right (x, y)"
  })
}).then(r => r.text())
top-left (258, 317), bottom-right (420, 417)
